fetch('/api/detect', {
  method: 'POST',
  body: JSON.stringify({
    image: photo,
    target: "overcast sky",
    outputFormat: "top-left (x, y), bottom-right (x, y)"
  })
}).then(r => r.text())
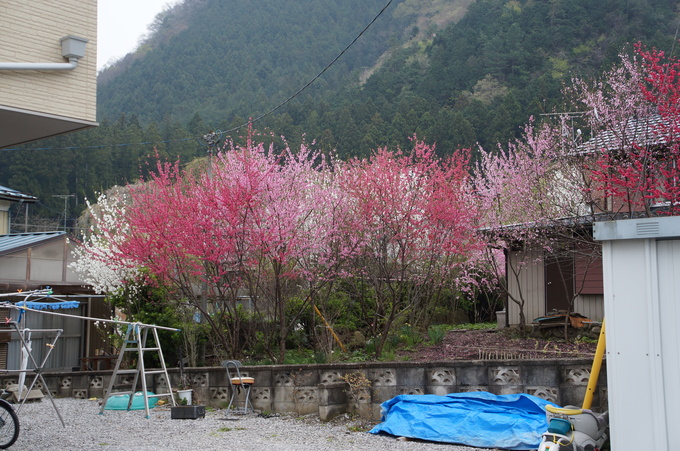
top-left (97, 0), bottom-right (179, 71)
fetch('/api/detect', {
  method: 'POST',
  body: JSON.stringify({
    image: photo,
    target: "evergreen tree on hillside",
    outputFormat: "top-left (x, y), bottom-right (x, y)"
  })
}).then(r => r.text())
top-left (3, 0), bottom-right (680, 227)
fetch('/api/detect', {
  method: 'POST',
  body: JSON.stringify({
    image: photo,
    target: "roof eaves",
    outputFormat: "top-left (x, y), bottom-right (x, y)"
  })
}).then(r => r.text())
top-left (0, 185), bottom-right (38, 203)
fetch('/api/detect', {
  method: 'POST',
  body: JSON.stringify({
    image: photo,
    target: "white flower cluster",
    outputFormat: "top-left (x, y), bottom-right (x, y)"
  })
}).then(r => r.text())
top-left (69, 190), bottom-right (141, 295)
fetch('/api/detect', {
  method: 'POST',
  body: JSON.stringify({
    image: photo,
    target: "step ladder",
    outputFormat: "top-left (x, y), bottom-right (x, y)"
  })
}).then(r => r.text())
top-left (99, 323), bottom-right (176, 418)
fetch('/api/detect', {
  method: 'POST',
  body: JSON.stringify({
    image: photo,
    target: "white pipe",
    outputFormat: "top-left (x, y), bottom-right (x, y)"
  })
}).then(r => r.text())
top-left (8, 304), bottom-right (181, 332)
top-left (0, 57), bottom-right (79, 71)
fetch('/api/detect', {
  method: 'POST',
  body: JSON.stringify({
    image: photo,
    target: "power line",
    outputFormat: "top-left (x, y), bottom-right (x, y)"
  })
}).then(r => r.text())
top-left (2, 0), bottom-right (395, 152)
top-left (35, 200), bottom-right (65, 215)
top-left (222, 0), bottom-right (395, 135)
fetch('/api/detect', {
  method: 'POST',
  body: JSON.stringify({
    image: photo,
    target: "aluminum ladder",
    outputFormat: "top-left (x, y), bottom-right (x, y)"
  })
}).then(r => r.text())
top-left (99, 323), bottom-right (176, 418)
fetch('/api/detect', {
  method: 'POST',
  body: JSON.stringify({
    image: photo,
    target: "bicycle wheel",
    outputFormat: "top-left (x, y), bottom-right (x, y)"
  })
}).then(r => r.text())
top-left (0, 400), bottom-right (19, 449)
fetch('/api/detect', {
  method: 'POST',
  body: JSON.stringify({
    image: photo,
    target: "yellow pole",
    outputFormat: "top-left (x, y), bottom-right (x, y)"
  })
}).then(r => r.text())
top-left (582, 319), bottom-right (606, 410)
top-left (313, 304), bottom-right (347, 353)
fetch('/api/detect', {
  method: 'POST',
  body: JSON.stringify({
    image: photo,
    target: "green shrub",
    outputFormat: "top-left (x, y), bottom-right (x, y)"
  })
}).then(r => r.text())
top-left (427, 324), bottom-right (447, 345)
top-left (399, 323), bottom-right (423, 347)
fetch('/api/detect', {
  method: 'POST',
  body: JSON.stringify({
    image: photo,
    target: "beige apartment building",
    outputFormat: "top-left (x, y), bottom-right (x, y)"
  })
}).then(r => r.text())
top-left (0, 0), bottom-right (98, 148)
top-left (0, 2), bottom-right (102, 371)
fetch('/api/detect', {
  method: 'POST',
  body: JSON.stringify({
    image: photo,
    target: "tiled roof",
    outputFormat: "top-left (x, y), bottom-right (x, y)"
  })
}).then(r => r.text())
top-left (0, 185), bottom-right (37, 203)
top-left (576, 115), bottom-right (671, 154)
top-left (0, 232), bottom-right (65, 256)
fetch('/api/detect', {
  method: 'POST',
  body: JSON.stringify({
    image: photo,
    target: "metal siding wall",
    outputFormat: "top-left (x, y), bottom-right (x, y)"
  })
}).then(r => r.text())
top-left (603, 238), bottom-right (670, 451)
top-left (507, 249), bottom-right (544, 325)
top-left (656, 239), bottom-right (680, 449)
top-left (573, 294), bottom-right (604, 320)
top-left (7, 340), bottom-right (20, 371)
top-left (7, 307), bottom-right (83, 371)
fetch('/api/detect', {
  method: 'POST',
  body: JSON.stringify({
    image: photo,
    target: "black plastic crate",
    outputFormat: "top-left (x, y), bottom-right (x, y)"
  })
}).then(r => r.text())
top-left (171, 405), bottom-right (205, 419)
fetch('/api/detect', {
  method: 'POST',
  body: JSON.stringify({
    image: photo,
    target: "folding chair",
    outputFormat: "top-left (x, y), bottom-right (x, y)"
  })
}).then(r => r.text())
top-left (221, 360), bottom-right (254, 414)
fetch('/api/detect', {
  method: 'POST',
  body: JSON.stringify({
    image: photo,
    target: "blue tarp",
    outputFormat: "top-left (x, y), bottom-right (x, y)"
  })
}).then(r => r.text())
top-left (369, 392), bottom-right (557, 450)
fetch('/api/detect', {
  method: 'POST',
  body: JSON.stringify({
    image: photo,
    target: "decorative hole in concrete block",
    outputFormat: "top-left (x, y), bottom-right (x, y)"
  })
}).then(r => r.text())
top-left (211, 387), bottom-right (230, 402)
top-left (429, 369), bottom-right (455, 385)
top-left (348, 387), bottom-right (371, 404)
top-left (564, 368), bottom-right (590, 385)
top-left (295, 387), bottom-right (317, 403)
top-left (73, 389), bottom-right (88, 399)
top-left (60, 376), bottom-right (72, 389)
top-left (192, 373), bottom-right (209, 388)
top-left (252, 387), bottom-right (270, 402)
top-left (89, 376), bottom-right (103, 389)
top-left (526, 386), bottom-right (559, 404)
top-left (155, 374), bottom-right (168, 390)
top-left (492, 367), bottom-right (521, 384)
top-left (370, 369), bottom-right (396, 386)
top-left (320, 371), bottom-right (343, 384)
top-left (274, 372), bottom-right (294, 387)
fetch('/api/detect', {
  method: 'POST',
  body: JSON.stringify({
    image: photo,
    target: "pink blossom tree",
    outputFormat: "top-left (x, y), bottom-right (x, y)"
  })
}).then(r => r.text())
top-left (207, 142), bottom-right (356, 362)
top-left (472, 44), bottom-right (680, 336)
top-left (471, 116), bottom-right (601, 335)
top-left (77, 140), bottom-right (362, 363)
top-left (571, 45), bottom-right (680, 216)
top-left (76, 137), bottom-right (483, 361)
top-left (473, 120), bottom-right (563, 331)
top-left (341, 141), bottom-right (479, 356)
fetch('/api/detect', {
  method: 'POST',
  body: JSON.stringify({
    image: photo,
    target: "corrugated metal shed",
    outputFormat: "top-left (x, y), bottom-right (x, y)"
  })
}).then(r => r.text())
top-left (594, 216), bottom-right (680, 451)
top-left (0, 231), bottom-right (65, 256)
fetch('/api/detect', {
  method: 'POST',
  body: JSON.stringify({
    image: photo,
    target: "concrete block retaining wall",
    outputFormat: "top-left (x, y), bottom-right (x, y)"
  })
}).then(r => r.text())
top-left (24, 359), bottom-right (606, 421)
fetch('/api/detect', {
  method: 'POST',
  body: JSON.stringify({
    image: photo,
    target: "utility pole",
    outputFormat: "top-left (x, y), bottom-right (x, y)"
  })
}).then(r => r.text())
top-left (52, 194), bottom-right (75, 231)
top-left (199, 130), bottom-right (222, 180)
top-left (196, 130), bottom-right (222, 363)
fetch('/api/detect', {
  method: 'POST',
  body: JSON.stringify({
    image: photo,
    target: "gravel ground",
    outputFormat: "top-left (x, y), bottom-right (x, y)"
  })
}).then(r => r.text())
top-left (10, 398), bottom-right (484, 451)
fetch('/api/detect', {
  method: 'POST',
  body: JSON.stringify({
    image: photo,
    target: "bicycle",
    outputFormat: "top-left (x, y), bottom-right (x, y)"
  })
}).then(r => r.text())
top-left (0, 398), bottom-right (19, 449)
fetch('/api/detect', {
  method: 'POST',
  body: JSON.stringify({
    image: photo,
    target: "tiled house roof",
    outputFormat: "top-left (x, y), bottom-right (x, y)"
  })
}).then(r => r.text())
top-left (576, 115), bottom-right (671, 154)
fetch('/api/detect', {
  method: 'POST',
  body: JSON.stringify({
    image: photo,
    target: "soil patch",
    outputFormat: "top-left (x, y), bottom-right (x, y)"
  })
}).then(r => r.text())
top-left (398, 328), bottom-right (599, 362)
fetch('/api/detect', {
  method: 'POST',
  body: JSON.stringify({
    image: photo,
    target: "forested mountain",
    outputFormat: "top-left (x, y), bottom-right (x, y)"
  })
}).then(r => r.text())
top-left (97, 0), bottom-right (417, 125)
top-left (2, 0), bottom-right (679, 229)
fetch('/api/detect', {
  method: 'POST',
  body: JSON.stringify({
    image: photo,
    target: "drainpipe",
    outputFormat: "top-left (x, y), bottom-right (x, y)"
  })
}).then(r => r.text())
top-left (0, 58), bottom-right (80, 71)
top-left (0, 36), bottom-right (88, 71)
